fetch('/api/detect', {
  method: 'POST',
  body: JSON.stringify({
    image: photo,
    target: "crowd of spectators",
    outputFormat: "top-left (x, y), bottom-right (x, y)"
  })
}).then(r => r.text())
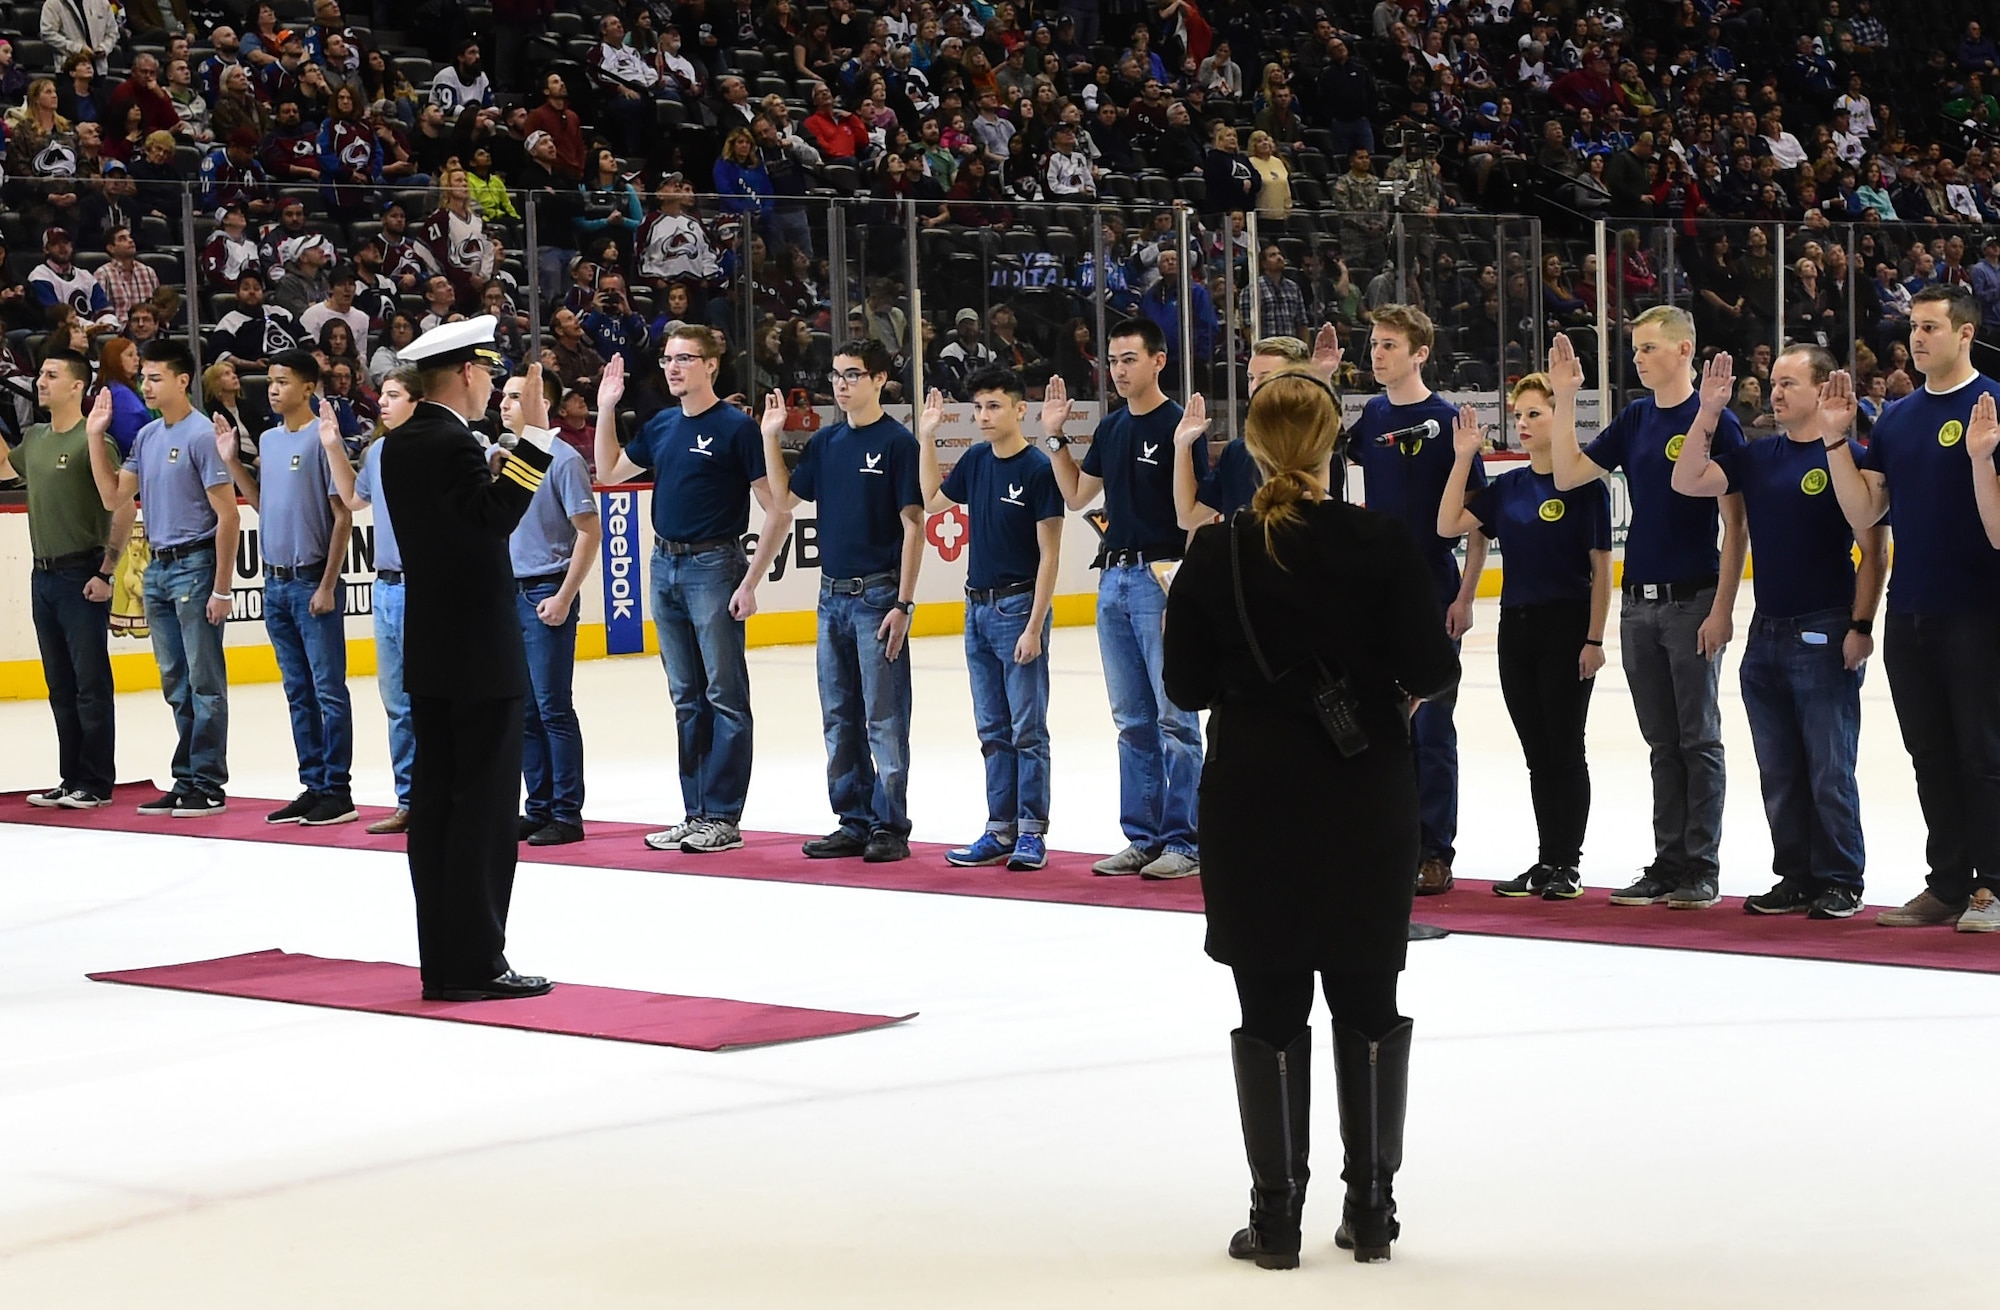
top-left (4, 0), bottom-right (2000, 472)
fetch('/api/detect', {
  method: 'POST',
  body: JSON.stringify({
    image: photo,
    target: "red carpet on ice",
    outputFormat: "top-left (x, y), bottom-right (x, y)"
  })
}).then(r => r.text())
top-left (11, 787), bottom-right (1999, 976)
top-left (87, 949), bottom-right (916, 1050)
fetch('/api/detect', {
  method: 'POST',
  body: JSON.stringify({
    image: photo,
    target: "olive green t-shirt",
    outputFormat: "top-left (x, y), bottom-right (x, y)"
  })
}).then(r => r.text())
top-left (16, 421), bottom-right (114, 562)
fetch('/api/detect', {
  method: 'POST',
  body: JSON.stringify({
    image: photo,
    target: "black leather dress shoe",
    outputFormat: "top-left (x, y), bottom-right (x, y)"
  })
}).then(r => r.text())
top-left (422, 971), bottom-right (555, 1002)
top-left (527, 820), bottom-right (585, 846)
top-left (517, 815), bottom-right (544, 841)
top-left (802, 828), bottom-right (869, 858)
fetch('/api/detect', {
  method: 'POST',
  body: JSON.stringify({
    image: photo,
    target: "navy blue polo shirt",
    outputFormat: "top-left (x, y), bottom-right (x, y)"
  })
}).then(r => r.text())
top-left (789, 413), bottom-right (922, 579)
top-left (940, 440), bottom-right (1065, 589)
top-left (625, 400), bottom-right (767, 544)
top-left (1861, 373), bottom-right (2000, 614)
top-left (1468, 466), bottom-right (1611, 607)
top-left (1583, 393), bottom-right (1745, 586)
top-left (1080, 398), bottom-right (1199, 553)
top-left (1201, 438), bottom-right (1261, 517)
top-left (1347, 392), bottom-right (1487, 604)
top-left (1713, 434), bottom-right (1860, 618)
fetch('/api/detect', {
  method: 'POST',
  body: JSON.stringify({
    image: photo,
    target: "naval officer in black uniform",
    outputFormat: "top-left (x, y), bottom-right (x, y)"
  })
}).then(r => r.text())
top-left (381, 316), bottom-right (559, 1001)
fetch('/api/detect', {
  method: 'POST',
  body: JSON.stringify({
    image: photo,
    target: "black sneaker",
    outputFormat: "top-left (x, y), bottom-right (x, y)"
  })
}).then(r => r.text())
top-left (1541, 867), bottom-right (1584, 900)
top-left (301, 793), bottom-right (359, 826)
top-left (1667, 876), bottom-right (1721, 910)
top-left (136, 790), bottom-right (184, 815)
top-left (863, 830), bottom-right (912, 863)
top-left (1744, 880), bottom-right (1816, 915)
top-left (26, 785), bottom-right (72, 808)
top-left (171, 792), bottom-right (227, 819)
top-left (1609, 870), bottom-right (1678, 906)
top-left (803, 828), bottom-right (870, 859)
top-left (1808, 886), bottom-right (1864, 920)
top-left (267, 791), bottom-right (319, 824)
top-left (54, 788), bottom-right (111, 809)
top-left (526, 820), bottom-right (585, 846)
top-left (517, 815), bottom-right (545, 842)
top-left (1493, 864), bottom-right (1553, 897)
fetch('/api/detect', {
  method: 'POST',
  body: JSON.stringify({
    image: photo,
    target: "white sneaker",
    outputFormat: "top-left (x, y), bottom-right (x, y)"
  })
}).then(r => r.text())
top-left (681, 819), bottom-right (744, 853)
top-left (644, 820), bottom-right (700, 851)
top-left (1091, 844), bottom-right (1156, 876)
top-left (1140, 850), bottom-right (1201, 881)
top-left (1957, 888), bottom-right (2000, 934)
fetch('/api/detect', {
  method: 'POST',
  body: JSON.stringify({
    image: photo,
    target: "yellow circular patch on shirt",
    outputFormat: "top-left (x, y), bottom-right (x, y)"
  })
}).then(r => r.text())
top-left (1666, 433), bottom-right (1686, 461)
top-left (1940, 420), bottom-right (1965, 448)
top-left (1801, 468), bottom-right (1829, 495)
top-left (1538, 498), bottom-right (1567, 522)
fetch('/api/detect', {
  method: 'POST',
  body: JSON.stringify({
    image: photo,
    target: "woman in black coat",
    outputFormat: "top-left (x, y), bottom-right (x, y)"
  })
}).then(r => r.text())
top-left (1163, 370), bottom-right (1459, 1273)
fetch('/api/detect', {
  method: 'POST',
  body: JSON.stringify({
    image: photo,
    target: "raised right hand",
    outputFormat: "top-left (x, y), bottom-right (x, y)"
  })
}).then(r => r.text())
top-left (1819, 370), bottom-right (1858, 445)
top-left (1452, 404), bottom-right (1484, 458)
top-left (597, 352), bottom-right (626, 411)
top-left (1547, 333), bottom-right (1584, 399)
top-left (917, 387), bottom-right (946, 443)
top-left (1173, 393), bottom-right (1209, 449)
top-left (1967, 391), bottom-right (2000, 463)
top-left (760, 388), bottom-right (789, 443)
top-left (1698, 351), bottom-right (1734, 414)
top-left (86, 387), bottom-right (114, 438)
top-left (1039, 374), bottom-right (1070, 441)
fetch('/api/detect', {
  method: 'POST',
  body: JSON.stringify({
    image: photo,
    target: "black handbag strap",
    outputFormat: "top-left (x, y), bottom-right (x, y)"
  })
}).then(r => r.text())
top-left (1228, 512), bottom-right (1281, 686)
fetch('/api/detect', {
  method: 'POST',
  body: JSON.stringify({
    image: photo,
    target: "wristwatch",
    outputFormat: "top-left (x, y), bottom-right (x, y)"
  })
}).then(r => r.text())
top-left (1849, 618), bottom-right (1873, 636)
top-left (1044, 432), bottom-right (1070, 453)
top-left (893, 599), bottom-right (915, 615)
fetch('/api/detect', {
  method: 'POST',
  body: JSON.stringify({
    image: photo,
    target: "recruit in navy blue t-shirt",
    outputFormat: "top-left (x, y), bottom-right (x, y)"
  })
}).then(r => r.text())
top-left (1347, 391), bottom-right (1487, 604)
top-left (789, 413), bottom-right (923, 579)
top-left (1860, 373), bottom-right (2000, 614)
top-left (1582, 393), bottom-right (1745, 586)
top-left (1713, 434), bottom-right (1860, 618)
top-left (1468, 466), bottom-right (1611, 607)
top-left (941, 440), bottom-right (1065, 590)
top-left (1200, 438), bottom-right (1260, 518)
top-left (1081, 398), bottom-right (1200, 554)
top-left (625, 399), bottom-right (768, 544)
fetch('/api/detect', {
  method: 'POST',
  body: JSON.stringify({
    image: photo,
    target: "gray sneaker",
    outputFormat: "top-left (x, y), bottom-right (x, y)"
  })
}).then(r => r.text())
top-left (1140, 850), bottom-right (1201, 880)
top-left (1875, 890), bottom-right (1966, 928)
top-left (681, 819), bottom-right (744, 853)
top-left (1091, 844), bottom-right (1157, 877)
top-left (644, 820), bottom-right (700, 851)
top-left (1956, 889), bottom-right (2000, 934)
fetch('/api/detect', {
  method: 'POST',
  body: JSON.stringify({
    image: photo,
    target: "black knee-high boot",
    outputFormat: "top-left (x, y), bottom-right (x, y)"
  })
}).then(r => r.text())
top-left (1227, 1027), bottom-right (1312, 1270)
top-left (1332, 1019), bottom-right (1413, 1262)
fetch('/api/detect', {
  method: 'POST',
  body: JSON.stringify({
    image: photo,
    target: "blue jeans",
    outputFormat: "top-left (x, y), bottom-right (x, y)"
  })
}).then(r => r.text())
top-left (32, 564), bottom-right (116, 794)
top-left (1739, 608), bottom-right (1865, 889)
top-left (1411, 637), bottom-right (1462, 863)
top-left (264, 575), bottom-right (353, 795)
top-left (816, 577), bottom-right (913, 837)
top-left (143, 547), bottom-right (229, 798)
top-left (518, 581), bottom-right (585, 827)
top-left (373, 578), bottom-right (415, 807)
top-left (653, 544), bottom-right (754, 822)
top-left (1096, 562), bottom-right (1201, 855)
top-left (965, 590), bottom-right (1053, 836)
top-left (1621, 587), bottom-right (1727, 880)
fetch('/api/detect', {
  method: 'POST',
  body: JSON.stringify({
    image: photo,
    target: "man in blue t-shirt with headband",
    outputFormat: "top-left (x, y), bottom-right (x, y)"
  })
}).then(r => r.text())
top-left (917, 368), bottom-right (1067, 873)
top-left (1822, 283), bottom-right (2000, 932)
top-left (1671, 345), bottom-right (1888, 921)
top-left (596, 326), bottom-right (791, 857)
top-left (771, 337), bottom-right (926, 864)
top-left (1345, 304), bottom-right (1489, 896)
top-left (1045, 317), bottom-right (1206, 881)
top-left (1551, 305), bottom-right (1750, 911)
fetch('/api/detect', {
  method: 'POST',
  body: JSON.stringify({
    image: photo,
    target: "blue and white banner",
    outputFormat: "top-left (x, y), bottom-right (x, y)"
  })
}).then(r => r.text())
top-left (599, 490), bottom-right (645, 655)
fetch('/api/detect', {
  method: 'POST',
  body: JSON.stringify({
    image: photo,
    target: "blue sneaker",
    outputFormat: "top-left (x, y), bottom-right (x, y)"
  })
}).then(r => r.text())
top-left (1007, 834), bottom-right (1048, 871)
top-left (946, 832), bottom-right (1015, 866)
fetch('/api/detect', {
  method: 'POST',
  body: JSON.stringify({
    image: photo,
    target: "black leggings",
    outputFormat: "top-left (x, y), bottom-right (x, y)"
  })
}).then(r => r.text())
top-left (1497, 601), bottom-right (1596, 869)
top-left (1233, 966), bottom-right (1402, 1046)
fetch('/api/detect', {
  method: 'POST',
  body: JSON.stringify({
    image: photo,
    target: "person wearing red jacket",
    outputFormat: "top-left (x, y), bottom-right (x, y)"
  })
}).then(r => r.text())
top-left (803, 82), bottom-right (869, 159)
top-left (107, 54), bottom-right (180, 138)
top-left (1549, 50), bottom-right (1621, 116)
top-left (523, 71), bottom-right (586, 183)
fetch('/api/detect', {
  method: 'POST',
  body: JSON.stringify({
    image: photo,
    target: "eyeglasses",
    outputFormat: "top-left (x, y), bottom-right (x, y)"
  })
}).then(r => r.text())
top-left (826, 370), bottom-right (873, 385)
top-left (663, 353), bottom-right (709, 366)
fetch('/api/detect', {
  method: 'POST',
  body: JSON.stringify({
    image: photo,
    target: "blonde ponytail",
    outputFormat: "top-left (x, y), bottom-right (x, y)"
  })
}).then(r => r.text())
top-left (1242, 370), bottom-right (1342, 565)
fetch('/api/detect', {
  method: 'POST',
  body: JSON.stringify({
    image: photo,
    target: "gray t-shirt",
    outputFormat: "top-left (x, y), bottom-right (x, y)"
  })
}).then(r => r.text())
top-left (352, 439), bottom-right (402, 573)
top-left (123, 410), bottom-right (232, 550)
top-left (255, 419), bottom-right (338, 569)
top-left (508, 439), bottom-right (596, 579)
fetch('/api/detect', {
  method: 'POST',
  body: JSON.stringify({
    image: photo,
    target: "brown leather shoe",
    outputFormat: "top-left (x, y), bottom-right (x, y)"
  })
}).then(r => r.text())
top-left (1415, 857), bottom-right (1454, 896)
top-left (366, 808), bottom-right (410, 835)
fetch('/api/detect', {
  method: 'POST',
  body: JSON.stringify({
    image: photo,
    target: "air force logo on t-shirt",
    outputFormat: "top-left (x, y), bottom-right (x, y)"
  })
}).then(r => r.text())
top-left (861, 451), bottom-right (884, 474)
top-left (1138, 442), bottom-right (1160, 465)
top-left (1003, 481), bottom-right (1025, 506)
top-left (691, 434), bottom-right (714, 456)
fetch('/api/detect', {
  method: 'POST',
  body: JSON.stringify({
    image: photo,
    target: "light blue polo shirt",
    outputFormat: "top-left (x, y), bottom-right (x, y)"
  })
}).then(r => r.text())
top-left (509, 439), bottom-right (597, 578)
top-left (123, 410), bottom-right (233, 550)
top-left (255, 419), bottom-right (339, 569)
top-left (352, 438), bottom-right (402, 573)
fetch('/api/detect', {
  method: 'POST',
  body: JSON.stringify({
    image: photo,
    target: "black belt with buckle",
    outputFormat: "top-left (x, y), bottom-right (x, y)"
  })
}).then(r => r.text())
top-left (822, 570), bottom-right (897, 595)
top-left (32, 548), bottom-right (101, 572)
top-left (265, 560), bottom-right (327, 582)
top-left (152, 537), bottom-right (216, 564)
top-left (1101, 546), bottom-right (1181, 569)
top-left (517, 570), bottom-right (568, 589)
top-left (374, 569), bottom-right (404, 584)
top-left (966, 580), bottom-right (1036, 604)
top-left (1623, 576), bottom-right (1719, 603)
top-left (655, 534), bottom-right (737, 556)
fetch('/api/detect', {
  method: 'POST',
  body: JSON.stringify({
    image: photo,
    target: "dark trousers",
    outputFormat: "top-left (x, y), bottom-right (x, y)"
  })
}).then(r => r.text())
top-left (407, 694), bottom-right (525, 987)
top-left (1410, 644), bottom-right (1460, 863)
top-left (1497, 601), bottom-right (1596, 869)
top-left (1621, 587), bottom-right (1726, 880)
top-left (31, 565), bottom-right (116, 794)
top-left (1232, 967), bottom-right (1402, 1046)
top-left (1739, 609), bottom-right (1865, 889)
top-left (1883, 611), bottom-right (2000, 902)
